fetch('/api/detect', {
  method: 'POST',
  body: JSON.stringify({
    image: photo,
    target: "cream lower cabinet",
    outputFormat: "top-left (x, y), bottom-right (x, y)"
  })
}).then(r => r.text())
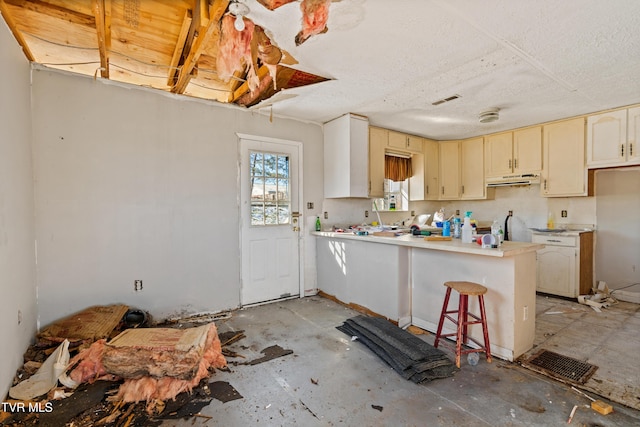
top-left (587, 106), bottom-right (640, 168)
top-left (541, 118), bottom-right (587, 197)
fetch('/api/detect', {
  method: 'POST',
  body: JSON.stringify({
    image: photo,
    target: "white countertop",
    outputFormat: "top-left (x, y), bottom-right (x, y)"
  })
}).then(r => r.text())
top-left (312, 231), bottom-right (543, 258)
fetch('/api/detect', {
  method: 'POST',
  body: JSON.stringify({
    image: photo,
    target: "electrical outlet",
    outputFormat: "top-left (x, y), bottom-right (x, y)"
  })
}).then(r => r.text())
top-left (324, 211), bottom-right (328, 220)
top-left (523, 306), bottom-right (529, 321)
top-left (411, 210), bottom-right (416, 216)
top-left (455, 209), bottom-right (460, 216)
top-left (561, 210), bottom-right (567, 218)
top-left (508, 210), bottom-right (513, 216)
top-left (365, 210), bottom-right (369, 218)
top-left (307, 202), bottom-right (314, 209)
top-left (134, 280), bottom-right (143, 291)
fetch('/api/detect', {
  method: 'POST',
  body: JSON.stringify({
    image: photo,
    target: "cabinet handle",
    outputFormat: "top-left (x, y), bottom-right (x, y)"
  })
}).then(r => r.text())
top-left (514, 158), bottom-right (518, 169)
top-left (461, 185), bottom-right (465, 194)
top-left (630, 143), bottom-right (633, 156)
top-left (508, 159), bottom-right (512, 169)
top-left (547, 239), bottom-right (562, 243)
top-left (426, 185), bottom-right (429, 194)
top-left (544, 179), bottom-right (547, 190)
top-left (442, 186), bottom-right (444, 195)
top-left (621, 144), bottom-right (624, 157)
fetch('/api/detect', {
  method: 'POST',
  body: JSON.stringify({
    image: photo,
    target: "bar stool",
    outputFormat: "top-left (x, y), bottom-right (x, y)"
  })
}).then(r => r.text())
top-left (434, 281), bottom-right (492, 368)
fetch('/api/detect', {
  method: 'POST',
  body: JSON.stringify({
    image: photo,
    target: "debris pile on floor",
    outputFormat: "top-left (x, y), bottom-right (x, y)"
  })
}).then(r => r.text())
top-left (578, 281), bottom-right (618, 312)
top-left (337, 315), bottom-right (457, 383)
top-left (2, 304), bottom-right (231, 426)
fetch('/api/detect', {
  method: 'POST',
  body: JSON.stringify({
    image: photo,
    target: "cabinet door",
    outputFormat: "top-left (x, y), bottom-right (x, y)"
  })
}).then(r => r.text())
top-left (388, 131), bottom-right (408, 150)
top-left (406, 135), bottom-right (423, 153)
top-left (542, 118), bottom-right (586, 197)
top-left (627, 106), bottom-right (640, 165)
top-left (368, 127), bottom-right (387, 197)
top-left (423, 138), bottom-right (440, 200)
top-left (439, 141), bottom-right (460, 199)
top-left (586, 109), bottom-right (627, 167)
top-left (460, 137), bottom-right (486, 199)
top-left (513, 126), bottom-right (542, 174)
top-left (485, 132), bottom-right (513, 176)
top-left (536, 246), bottom-right (576, 297)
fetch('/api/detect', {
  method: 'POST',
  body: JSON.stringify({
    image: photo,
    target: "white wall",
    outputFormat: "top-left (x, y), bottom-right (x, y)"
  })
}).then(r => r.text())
top-left (0, 22), bottom-right (37, 399)
top-left (595, 168), bottom-right (640, 291)
top-left (31, 67), bottom-right (324, 327)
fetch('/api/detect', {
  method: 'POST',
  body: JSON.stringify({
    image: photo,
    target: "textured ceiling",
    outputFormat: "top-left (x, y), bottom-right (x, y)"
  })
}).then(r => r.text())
top-left (3, 0), bottom-right (640, 140)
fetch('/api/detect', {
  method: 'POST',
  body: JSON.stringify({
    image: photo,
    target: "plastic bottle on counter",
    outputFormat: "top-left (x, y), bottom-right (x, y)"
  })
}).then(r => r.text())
top-left (491, 220), bottom-right (501, 245)
top-left (453, 217), bottom-right (461, 238)
top-left (315, 216), bottom-right (321, 232)
top-left (442, 220), bottom-right (451, 237)
top-left (547, 211), bottom-right (555, 229)
top-left (462, 211), bottom-right (473, 243)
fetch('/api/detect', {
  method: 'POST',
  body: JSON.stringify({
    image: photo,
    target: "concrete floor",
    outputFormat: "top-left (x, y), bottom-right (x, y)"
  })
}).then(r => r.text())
top-left (162, 296), bottom-right (640, 426)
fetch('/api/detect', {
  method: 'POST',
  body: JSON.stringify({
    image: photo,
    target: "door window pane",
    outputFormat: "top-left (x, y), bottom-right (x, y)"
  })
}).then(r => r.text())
top-left (250, 151), bottom-right (291, 226)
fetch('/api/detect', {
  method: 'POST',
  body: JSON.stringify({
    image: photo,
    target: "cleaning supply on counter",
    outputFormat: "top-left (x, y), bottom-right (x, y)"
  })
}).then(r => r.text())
top-left (462, 211), bottom-right (473, 243)
top-left (491, 219), bottom-right (502, 246)
top-left (547, 211), bottom-right (555, 229)
top-left (442, 220), bottom-right (451, 237)
top-left (315, 216), bottom-right (322, 232)
top-left (453, 216), bottom-right (461, 238)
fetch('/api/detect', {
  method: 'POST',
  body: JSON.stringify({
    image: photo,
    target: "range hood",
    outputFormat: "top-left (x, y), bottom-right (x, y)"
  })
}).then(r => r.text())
top-left (486, 173), bottom-right (541, 187)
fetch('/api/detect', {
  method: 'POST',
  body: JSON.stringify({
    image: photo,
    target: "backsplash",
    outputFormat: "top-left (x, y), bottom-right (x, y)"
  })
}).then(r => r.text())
top-left (322, 185), bottom-right (597, 242)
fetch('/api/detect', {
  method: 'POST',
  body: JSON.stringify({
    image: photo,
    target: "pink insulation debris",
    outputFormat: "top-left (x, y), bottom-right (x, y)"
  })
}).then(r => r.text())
top-left (295, 0), bottom-right (331, 45)
top-left (67, 339), bottom-right (109, 384)
top-left (216, 14), bottom-right (259, 92)
top-left (66, 323), bottom-right (226, 403)
top-left (257, 0), bottom-right (297, 11)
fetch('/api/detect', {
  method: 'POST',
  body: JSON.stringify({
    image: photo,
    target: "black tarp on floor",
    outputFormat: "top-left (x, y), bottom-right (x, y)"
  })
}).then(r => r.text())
top-left (337, 316), bottom-right (457, 383)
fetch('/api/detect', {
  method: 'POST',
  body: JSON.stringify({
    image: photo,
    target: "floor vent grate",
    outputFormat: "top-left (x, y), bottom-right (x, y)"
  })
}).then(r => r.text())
top-left (522, 349), bottom-right (597, 385)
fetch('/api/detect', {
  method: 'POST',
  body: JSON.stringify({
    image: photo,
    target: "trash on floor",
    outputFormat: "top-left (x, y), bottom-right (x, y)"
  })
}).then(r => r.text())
top-left (571, 386), bottom-right (614, 415)
top-left (37, 304), bottom-right (130, 345)
top-left (9, 340), bottom-right (70, 400)
top-left (578, 281), bottom-right (618, 312)
top-left (337, 315), bottom-right (457, 383)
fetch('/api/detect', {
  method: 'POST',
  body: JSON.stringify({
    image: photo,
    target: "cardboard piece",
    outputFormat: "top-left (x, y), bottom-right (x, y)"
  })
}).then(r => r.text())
top-left (38, 305), bottom-right (129, 343)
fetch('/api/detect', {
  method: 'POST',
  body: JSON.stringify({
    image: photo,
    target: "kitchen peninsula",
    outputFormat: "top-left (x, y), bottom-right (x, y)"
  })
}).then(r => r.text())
top-left (314, 232), bottom-right (544, 361)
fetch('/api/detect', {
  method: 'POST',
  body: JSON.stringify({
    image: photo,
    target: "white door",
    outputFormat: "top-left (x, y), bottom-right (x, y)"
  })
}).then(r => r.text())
top-left (239, 135), bottom-right (302, 305)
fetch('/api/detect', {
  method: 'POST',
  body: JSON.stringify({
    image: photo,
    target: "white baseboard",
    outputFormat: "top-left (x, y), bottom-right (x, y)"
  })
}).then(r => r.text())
top-left (614, 290), bottom-right (640, 304)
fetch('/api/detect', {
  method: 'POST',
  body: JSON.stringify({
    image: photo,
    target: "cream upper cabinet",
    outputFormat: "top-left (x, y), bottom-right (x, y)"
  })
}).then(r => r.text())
top-left (438, 141), bottom-right (461, 200)
top-left (368, 127), bottom-right (387, 198)
top-left (324, 114), bottom-right (370, 198)
top-left (513, 126), bottom-right (542, 174)
top-left (460, 137), bottom-right (486, 199)
top-left (423, 138), bottom-right (440, 200)
top-left (485, 127), bottom-right (541, 177)
top-left (542, 118), bottom-right (587, 197)
top-left (587, 107), bottom-right (640, 168)
top-left (388, 131), bottom-right (423, 153)
top-left (485, 132), bottom-right (513, 177)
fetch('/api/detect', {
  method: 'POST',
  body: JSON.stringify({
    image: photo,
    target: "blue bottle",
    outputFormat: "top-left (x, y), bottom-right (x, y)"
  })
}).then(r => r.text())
top-left (442, 220), bottom-right (451, 237)
top-left (453, 217), bottom-right (461, 238)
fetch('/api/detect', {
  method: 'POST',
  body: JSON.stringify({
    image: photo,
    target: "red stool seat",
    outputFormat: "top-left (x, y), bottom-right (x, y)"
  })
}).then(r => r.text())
top-left (433, 281), bottom-right (492, 368)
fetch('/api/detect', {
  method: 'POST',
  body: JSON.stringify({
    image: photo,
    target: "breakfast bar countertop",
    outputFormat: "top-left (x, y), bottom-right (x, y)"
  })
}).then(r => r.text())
top-left (312, 231), bottom-right (544, 258)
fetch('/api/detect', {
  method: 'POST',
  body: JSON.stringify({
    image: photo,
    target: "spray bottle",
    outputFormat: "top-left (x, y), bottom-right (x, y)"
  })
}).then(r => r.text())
top-left (462, 211), bottom-right (473, 243)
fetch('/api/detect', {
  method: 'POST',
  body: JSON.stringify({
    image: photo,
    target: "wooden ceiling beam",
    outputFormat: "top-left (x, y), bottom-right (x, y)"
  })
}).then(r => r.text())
top-left (167, 9), bottom-right (193, 87)
top-left (4, 0), bottom-right (95, 27)
top-left (0, 0), bottom-right (34, 61)
top-left (172, 0), bottom-right (229, 94)
top-left (93, 0), bottom-right (111, 78)
top-left (231, 65), bottom-right (270, 102)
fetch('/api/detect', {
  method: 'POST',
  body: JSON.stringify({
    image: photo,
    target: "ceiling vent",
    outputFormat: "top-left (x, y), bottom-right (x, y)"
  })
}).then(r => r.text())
top-left (479, 108), bottom-right (500, 123)
top-left (431, 94), bottom-right (461, 106)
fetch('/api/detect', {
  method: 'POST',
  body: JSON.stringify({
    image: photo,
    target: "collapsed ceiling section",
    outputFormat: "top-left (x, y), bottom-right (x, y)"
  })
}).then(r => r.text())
top-left (0, 0), bottom-right (330, 108)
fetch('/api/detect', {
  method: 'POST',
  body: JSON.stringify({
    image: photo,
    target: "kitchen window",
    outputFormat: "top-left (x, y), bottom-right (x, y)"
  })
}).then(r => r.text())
top-left (372, 178), bottom-right (409, 211)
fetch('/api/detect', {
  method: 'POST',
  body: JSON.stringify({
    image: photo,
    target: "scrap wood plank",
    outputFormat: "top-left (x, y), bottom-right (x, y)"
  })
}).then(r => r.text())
top-left (38, 304), bottom-right (129, 343)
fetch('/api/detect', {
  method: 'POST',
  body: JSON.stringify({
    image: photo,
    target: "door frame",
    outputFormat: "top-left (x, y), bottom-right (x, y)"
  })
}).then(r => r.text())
top-left (237, 133), bottom-right (305, 306)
